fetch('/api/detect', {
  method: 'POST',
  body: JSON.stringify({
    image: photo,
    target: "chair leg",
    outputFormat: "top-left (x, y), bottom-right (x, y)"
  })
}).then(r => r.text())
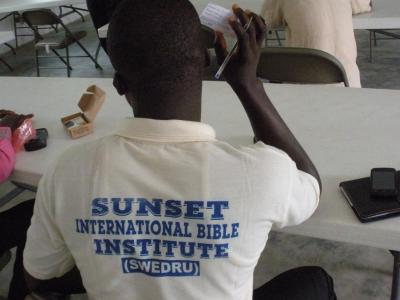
top-left (51, 24), bottom-right (59, 33)
top-left (60, 6), bottom-right (85, 22)
top-left (51, 49), bottom-right (72, 70)
top-left (369, 30), bottom-right (373, 63)
top-left (4, 43), bottom-right (16, 55)
top-left (0, 57), bottom-right (13, 71)
top-left (95, 42), bottom-right (101, 63)
top-left (275, 30), bottom-right (282, 46)
top-left (73, 7), bottom-right (86, 23)
top-left (13, 12), bottom-right (19, 49)
top-left (265, 31), bottom-right (270, 47)
top-left (35, 49), bottom-right (40, 76)
top-left (66, 45), bottom-right (71, 77)
top-left (75, 40), bottom-right (103, 70)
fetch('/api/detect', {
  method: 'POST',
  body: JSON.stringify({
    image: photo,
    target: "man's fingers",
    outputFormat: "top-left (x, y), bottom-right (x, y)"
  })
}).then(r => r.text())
top-left (252, 13), bottom-right (267, 46)
top-left (229, 18), bottom-right (250, 57)
top-left (214, 31), bottom-right (228, 65)
top-left (233, 5), bottom-right (256, 44)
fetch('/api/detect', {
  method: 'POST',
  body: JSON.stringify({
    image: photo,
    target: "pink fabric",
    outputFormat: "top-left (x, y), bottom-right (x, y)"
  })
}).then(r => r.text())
top-left (0, 138), bottom-right (15, 183)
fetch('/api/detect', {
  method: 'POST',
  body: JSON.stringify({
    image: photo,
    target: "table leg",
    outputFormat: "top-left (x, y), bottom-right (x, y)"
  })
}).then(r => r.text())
top-left (10, 181), bottom-right (37, 193)
top-left (390, 250), bottom-right (400, 300)
top-left (0, 187), bottom-right (25, 208)
top-left (0, 182), bottom-right (37, 208)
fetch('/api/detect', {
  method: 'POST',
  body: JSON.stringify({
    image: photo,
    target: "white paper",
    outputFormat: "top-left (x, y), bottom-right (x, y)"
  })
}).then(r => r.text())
top-left (200, 3), bottom-right (235, 36)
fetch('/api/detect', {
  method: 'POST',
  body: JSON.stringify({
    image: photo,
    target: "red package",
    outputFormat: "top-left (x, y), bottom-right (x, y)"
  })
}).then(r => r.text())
top-left (12, 118), bottom-right (36, 152)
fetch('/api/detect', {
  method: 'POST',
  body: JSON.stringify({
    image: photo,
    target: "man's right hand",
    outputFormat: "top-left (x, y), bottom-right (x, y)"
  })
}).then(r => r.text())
top-left (214, 6), bottom-right (321, 189)
top-left (214, 5), bottom-right (266, 89)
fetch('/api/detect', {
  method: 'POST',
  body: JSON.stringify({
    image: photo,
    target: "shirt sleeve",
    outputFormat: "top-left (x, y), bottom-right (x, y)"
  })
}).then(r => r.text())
top-left (275, 165), bottom-right (320, 228)
top-left (0, 138), bottom-right (15, 183)
top-left (240, 142), bottom-right (320, 229)
top-left (23, 165), bottom-right (75, 280)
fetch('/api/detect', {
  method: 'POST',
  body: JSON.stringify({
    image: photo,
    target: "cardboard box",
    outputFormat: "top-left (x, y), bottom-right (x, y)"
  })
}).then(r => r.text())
top-left (61, 85), bottom-right (106, 139)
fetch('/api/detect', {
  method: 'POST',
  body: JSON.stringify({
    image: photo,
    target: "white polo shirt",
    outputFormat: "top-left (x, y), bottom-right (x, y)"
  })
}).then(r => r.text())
top-left (24, 118), bottom-right (319, 300)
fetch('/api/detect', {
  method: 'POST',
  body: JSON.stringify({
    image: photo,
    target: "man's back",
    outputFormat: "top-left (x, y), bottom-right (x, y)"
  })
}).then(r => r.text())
top-left (24, 118), bottom-right (318, 300)
top-left (23, 1), bottom-right (324, 298)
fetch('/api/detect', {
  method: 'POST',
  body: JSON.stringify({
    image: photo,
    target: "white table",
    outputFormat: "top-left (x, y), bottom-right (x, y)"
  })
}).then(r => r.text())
top-left (353, 0), bottom-right (400, 30)
top-left (1, 77), bottom-right (400, 298)
top-left (353, 0), bottom-right (400, 62)
top-left (0, 0), bottom-right (85, 14)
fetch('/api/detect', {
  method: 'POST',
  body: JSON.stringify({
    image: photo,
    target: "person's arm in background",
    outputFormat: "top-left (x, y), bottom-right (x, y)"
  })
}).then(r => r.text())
top-left (350, 0), bottom-right (372, 15)
top-left (260, 0), bottom-right (284, 28)
top-left (0, 127), bottom-right (15, 183)
top-left (214, 6), bottom-right (321, 189)
top-left (0, 111), bottom-right (34, 183)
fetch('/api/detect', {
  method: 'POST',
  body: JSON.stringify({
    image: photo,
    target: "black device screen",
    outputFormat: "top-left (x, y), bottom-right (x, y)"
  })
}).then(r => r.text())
top-left (36, 128), bottom-right (48, 139)
top-left (372, 170), bottom-right (396, 190)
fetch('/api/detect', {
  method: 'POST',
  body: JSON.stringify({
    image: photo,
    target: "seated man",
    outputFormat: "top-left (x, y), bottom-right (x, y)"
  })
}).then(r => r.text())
top-left (23, 1), bottom-right (335, 299)
top-left (261, 0), bottom-right (362, 87)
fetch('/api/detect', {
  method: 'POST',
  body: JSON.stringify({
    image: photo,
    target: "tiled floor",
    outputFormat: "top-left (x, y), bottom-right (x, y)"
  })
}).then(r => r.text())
top-left (0, 15), bottom-right (399, 300)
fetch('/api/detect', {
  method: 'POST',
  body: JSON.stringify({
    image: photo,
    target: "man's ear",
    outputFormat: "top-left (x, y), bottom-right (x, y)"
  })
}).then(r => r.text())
top-left (113, 72), bottom-right (128, 95)
top-left (204, 48), bottom-right (211, 68)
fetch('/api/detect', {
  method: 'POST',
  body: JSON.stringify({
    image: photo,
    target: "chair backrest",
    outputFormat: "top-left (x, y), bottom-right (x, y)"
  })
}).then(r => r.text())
top-left (22, 9), bottom-right (72, 41)
top-left (201, 25), bottom-right (215, 49)
top-left (22, 9), bottom-right (61, 26)
top-left (257, 47), bottom-right (350, 87)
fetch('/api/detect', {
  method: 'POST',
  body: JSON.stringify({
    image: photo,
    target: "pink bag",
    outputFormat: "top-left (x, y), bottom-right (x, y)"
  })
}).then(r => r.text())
top-left (12, 118), bottom-right (36, 152)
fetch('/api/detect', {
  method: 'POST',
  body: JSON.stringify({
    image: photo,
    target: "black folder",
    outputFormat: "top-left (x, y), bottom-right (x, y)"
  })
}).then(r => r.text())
top-left (339, 173), bottom-right (400, 223)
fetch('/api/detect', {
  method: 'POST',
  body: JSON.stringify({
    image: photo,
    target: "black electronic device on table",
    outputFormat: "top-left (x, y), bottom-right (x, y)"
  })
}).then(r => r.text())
top-left (24, 128), bottom-right (48, 152)
top-left (339, 169), bottom-right (400, 223)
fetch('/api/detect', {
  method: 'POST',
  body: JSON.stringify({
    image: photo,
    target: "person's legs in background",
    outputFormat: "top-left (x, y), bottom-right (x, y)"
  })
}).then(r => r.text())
top-left (0, 200), bottom-right (35, 300)
top-left (253, 266), bottom-right (337, 300)
top-left (0, 201), bottom-right (85, 299)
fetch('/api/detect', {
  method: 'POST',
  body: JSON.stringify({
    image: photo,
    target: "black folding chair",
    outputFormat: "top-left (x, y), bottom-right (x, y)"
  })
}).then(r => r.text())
top-left (23, 9), bottom-right (102, 77)
top-left (0, 31), bottom-right (16, 71)
top-left (257, 47), bottom-right (350, 87)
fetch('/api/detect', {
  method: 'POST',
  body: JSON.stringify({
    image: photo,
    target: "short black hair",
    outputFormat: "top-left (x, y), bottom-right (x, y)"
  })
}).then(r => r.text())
top-left (107, 0), bottom-right (204, 92)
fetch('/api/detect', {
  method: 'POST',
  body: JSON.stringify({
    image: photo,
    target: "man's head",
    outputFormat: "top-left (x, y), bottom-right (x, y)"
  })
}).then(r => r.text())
top-left (107, 0), bottom-right (206, 120)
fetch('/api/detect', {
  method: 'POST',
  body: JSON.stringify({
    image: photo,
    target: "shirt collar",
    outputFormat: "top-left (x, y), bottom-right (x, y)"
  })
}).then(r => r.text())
top-left (115, 118), bottom-right (216, 142)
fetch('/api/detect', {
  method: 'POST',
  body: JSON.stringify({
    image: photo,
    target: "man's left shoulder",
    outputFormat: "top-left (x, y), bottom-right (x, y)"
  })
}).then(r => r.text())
top-left (237, 141), bottom-right (294, 164)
